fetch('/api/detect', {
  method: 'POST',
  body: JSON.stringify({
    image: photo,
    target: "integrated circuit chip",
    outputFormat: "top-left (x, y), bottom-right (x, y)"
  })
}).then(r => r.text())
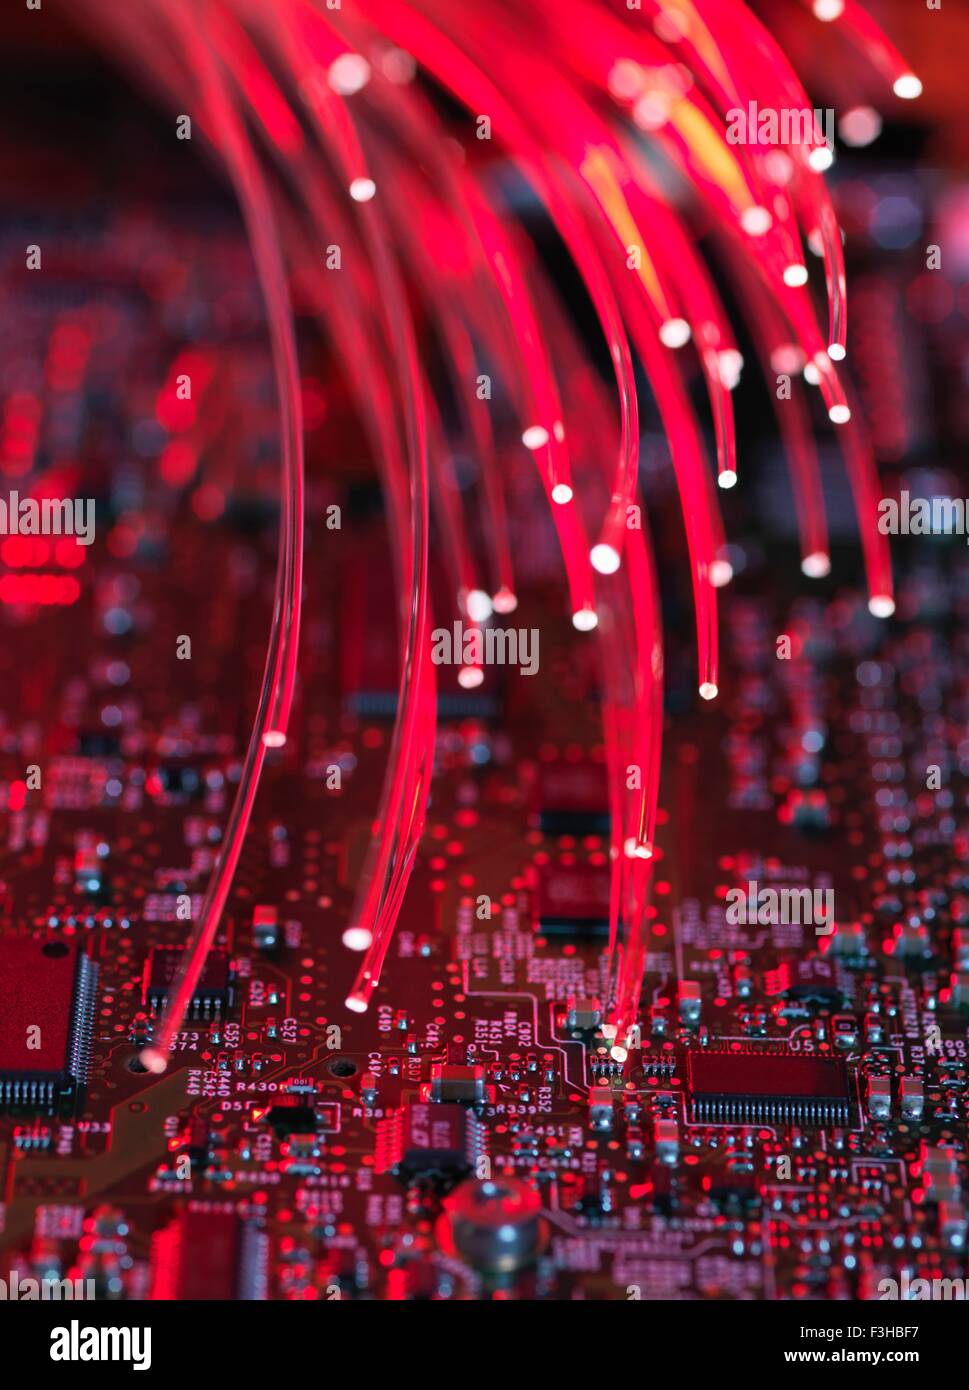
top-left (340, 551), bottom-right (500, 720)
top-left (143, 946), bottom-right (232, 1016)
top-left (534, 861), bottom-right (611, 936)
top-left (0, 938), bottom-right (98, 1110)
top-left (536, 760), bottom-right (610, 836)
top-left (377, 1102), bottom-right (483, 1182)
top-left (687, 1049), bottom-right (852, 1125)
top-left (260, 1093), bottom-right (317, 1134)
top-left (150, 1209), bottom-right (267, 1300)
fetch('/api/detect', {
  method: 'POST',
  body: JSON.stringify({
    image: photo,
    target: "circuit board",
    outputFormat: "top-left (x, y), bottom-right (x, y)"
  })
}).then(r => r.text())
top-left (0, 0), bottom-right (967, 1314)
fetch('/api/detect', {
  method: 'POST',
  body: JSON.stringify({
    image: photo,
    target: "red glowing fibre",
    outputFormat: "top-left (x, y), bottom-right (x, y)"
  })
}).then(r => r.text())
top-left (70, 0), bottom-right (918, 1034)
top-left (260, 1), bottom-right (438, 1010)
top-left (129, 1), bottom-right (305, 1071)
top-left (724, 250), bottom-right (830, 573)
top-left (796, 0), bottom-right (923, 102)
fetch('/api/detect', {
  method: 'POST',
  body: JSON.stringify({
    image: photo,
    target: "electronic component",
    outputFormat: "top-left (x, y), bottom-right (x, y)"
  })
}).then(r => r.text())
top-left (565, 996), bottom-right (602, 1031)
top-left (775, 957), bottom-right (844, 1006)
top-left (678, 980), bottom-right (702, 1025)
top-left (654, 1117), bottom-right (679, 1165)
top-left (533, 861), bottom-right (611, 936)
top-left (142, 947), bottom-right (232, 1016)
top-left (0, 939), bottom-right (98, 1110)
top-left (259, 1094), bottom-right (317, 1135)
top-left (709, 1168), bottom-right (760, 1212)
top-left (900, 1076), bottom-right (924, 1121)
top-left (440, 1178), bottom-right (546, 1272)
top-left (831, 1015), bottom-right (859, 1050)
top-left (377, 1103), bottom-right (483, 1182)
top-left (429, 1063), bottom-right (486, 1105)
top-left (535, 760), bottom-right (609, 836)
top-left (150, 1210), bottom-right (267, 1300)
top-left (252, 905), bottom-right (279, 953)
top-left (949, 971), bottom-right (969, 1008)
top-left (828, 922), bottom-right (868, 957)
top-left (867, 1074), bottom-right (892, 1120)
top-left (588, 1086), bottom-right (614, 1131)
top-left (919, 1144), bottom-right (961, 1202)
top-left (687, 1050), bottom-right (852, 1125)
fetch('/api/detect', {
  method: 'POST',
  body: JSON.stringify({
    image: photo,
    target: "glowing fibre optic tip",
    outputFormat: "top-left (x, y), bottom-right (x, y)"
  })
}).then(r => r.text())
top-left (610, 1045), bottom-right (629, 1063)
top-left (349, 177), bottom-right (377, 202)
top-left (379, 48), bottom-right (416, 85)
top-left (345, 994), bottom-right (368, 1013)
top-left (658, 317), bottom-right (691, 349)
top-left (492, 586), bottom-right (518, 614)
top-left (551, 483), bottom-right (573, 504)
top-left (719, 349), bottom-right (744, 390)
top-left (869, 595), bottom-right (896, 619)
top-left (840, 107), bottom-right (882, 147)
top-left (740, 205), bottom-right (772, 236)
top-left (813, 0), bottom-right (844, 19)
top-left (139, 1047), bottom-right (168, 1075)
top-left (522, 425), bottom-right (549, 450)
top-left (828, 343), bottom-right (847, 361)
top-left (893, 74), bottom-right (923, 100)
top-left (828, 404), bottom-right (851, 424)
top-left (803, 362), bottom-right (821, 386)
top-left (467, 588), bottom-right (493, 622)
top-left (328, 53), bottom-right (372, 95)
top-left (772, 345), bottom-right (804, 374)
top-left (262, 730), bottom-right (286, 748)
top-left (699, 681), bottom-right (718, 701)
top-left (590, 543), bottom-right (621, 575)
top-left (624, 836), bottom-right (653, 859)
top-left (808, 146), bottom-right (834, 172)
top-left (572, 608), bottom-right (598, 632)
top-left (458, 665), bottom-right (484, 689)
top-left (801, 551), bottom-right (831, 579)
top-left (607, 60), bottom-right (641, 101)
top-left (783, 264), bottom-right (809, 288)
top-left (709, 559), bottom-right (734, 588)
top-left (633, 93), bottom-right (670, 131)
top-left (718, 469), bottom-right (737, 490)
top-left (343, 927), bottom-right (373, 952)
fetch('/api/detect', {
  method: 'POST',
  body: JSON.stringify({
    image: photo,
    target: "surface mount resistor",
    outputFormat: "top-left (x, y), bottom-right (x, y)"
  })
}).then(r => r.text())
top-left (654, 1117), bottom-right (679, 1165)
top-left (252, 905), bottom-right (279, 952)
top-left (867, 1074), bottom-right (892, 1120)
top-left (678, 980), bottom-right (701, 1026)
top-left (588, 1086), bottom-right (614, 1132)
top-left (899, 1076), bottom-right (924, 1121)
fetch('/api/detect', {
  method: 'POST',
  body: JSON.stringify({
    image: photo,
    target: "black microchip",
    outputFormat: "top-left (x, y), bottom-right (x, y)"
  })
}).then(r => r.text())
top-left (377, 1102), bottom-right (481, 1182)
top-left (687, 1050), bottom-right (852, 1125)
top-left (77, 731), bottom-right (121, 758)
top-left (0, 939), bottom-right (98, 1110)
top-left (157, 765), bottom-right (203, 799)
top-left (263, 1094), bottom-right (316, 1134)
top-left (708, 1170), bottom-right (761, 1212)
top-left (773, 957), bottom-right (845, 1006)
top-left (143, 947), bottom-right (232, 1016)
top-left (534, 861), bottom-right (611, 936)
top-left (536, 761), bottom-right (610, 836)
